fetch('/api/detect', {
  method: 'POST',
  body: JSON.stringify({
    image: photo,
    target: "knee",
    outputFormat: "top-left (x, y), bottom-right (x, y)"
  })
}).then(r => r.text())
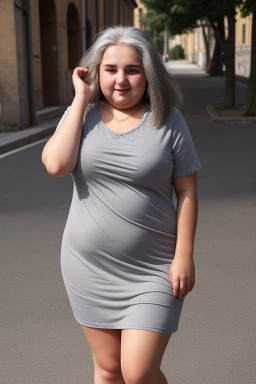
top-left (121, 363), bottom-right (155, 384)
top-left (95, 359), bottom-right (123, 382)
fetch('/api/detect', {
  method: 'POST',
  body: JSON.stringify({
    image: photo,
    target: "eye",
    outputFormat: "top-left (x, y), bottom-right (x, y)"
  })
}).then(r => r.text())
top-left (105, 68), bottom-right (116, 73)
top-left (128, 69), bottom-right (139, 74)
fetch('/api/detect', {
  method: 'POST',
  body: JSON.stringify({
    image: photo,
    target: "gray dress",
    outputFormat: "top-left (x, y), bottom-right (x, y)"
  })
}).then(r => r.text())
top-left (60, 102), bottom-right (201, 334)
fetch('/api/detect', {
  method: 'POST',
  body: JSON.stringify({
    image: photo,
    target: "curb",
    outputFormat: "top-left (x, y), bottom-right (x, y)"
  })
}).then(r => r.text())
top-left (0, 118), bottom-right (59, 155)
top-left (205, 104), bottom-right (256, 124)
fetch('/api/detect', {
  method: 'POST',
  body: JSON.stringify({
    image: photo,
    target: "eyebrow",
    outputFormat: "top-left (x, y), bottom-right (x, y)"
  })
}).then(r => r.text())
top-left (103, 64), bottom-right (142, 67)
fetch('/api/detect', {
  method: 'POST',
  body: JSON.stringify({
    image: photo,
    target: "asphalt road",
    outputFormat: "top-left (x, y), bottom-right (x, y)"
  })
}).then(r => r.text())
top-left (1, 63), bottom-right (256, 384)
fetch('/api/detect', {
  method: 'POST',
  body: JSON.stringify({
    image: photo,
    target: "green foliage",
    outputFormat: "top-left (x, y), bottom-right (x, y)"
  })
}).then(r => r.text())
top-left (240, 0), bottom-right (256, 17)
top-left (140, 10), bottom-right (167, 29)
top-left (139, 10), bottom-right (166, 54)
top-left (152, 36), bottom-right (164, 54)
top-left (139, 11), bottom-right (167, 37)
top-left (141, 0), bottom-right (201, 35)
top-left (141, 0), bottom-right (248, 35)
top-left (169, 45), bottom-right (185, 60)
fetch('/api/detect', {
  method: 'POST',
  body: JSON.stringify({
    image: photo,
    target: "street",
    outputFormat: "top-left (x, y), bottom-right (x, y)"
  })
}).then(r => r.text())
top-left (1, 62), bottom-right (256, 384)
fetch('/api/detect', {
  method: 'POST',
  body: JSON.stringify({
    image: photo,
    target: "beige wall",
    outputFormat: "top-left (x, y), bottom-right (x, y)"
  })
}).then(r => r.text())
top-left (0, 0), bottom-right (137, 132)
top-left (134, 0), bottom-right (146, 29)
top-left (236, 9), bottom-right (252, 46)
top-left (235, 9), bottom-right (252, 77)
top-left (0, 0), bottom-right (20, 131)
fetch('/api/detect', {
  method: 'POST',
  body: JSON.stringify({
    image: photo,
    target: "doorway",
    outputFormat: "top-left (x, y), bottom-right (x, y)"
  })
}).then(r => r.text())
top-left (39, 0), bottom-right (59, 106)
top-left (67, 3), bottom-right (82, 69)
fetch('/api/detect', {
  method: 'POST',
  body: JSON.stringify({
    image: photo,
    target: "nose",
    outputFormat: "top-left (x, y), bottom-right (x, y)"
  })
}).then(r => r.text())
top-left (116, 70), bottom-right (127, 85)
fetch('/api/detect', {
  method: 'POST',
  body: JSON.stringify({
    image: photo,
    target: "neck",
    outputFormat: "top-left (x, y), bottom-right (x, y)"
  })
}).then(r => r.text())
top-left (104, 100), bottom-right (143, 112)
top-left (103, 100), bottom-right (144, 123)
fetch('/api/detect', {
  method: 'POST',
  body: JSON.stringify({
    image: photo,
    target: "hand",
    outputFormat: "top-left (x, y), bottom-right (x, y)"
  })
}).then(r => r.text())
top-left (169, 254), bottom-right (195, 300)
top-left (72, 67), bottom-right (94, 99)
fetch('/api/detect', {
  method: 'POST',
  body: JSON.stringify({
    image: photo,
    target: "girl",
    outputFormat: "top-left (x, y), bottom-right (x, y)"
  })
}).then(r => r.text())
top-left (42, 26), bottom-right (201, 384)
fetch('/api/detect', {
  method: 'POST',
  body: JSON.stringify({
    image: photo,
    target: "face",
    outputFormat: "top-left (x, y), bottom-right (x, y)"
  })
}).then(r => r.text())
top-left (99, 44), bottom-right (147, 109)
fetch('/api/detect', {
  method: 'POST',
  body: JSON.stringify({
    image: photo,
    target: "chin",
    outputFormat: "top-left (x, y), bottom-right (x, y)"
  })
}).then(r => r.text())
top-left (110, 99), bottom-right (132, 108)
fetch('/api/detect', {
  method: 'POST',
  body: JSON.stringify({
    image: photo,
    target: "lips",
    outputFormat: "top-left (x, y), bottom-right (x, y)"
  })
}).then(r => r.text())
top-left (115, 89), bottom-right (130, 92)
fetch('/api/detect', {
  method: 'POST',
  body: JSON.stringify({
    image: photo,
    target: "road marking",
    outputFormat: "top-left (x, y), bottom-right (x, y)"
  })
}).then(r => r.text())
top-left (0, 138), bottom-right (49, 159)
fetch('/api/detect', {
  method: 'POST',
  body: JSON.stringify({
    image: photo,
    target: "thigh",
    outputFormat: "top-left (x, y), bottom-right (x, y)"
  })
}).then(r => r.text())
top-left (121, 329), bottom-right (171, 383)
top-left (81, 325), bottom-right (122, 372)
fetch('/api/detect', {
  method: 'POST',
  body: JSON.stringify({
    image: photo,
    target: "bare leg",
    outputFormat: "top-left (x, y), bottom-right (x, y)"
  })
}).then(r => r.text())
top-left (121, 329), bottom-right (171, 384)
top-left (81, 325), bottom-right (125, 384)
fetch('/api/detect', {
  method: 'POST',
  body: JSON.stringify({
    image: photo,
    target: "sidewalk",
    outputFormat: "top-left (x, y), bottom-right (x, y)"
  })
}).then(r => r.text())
top-left (168, 60), bottom-right (255, 123)
top-left (0, 115), bottom-right (63, 155)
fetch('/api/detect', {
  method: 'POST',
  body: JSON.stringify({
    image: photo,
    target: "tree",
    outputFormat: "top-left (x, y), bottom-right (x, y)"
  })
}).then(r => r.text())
top-left (206, 3), bottom-right (237, 108)
top-left (200, 18), bottom-right (212, 72)
top-left (139, 11), bottom-right (167, 54)
top-left (208, 18), bottom-right (224, 76)
top-left (141, 1), bottom-right (213, 70)
top-left (141, 0), bottom-right (241, 109)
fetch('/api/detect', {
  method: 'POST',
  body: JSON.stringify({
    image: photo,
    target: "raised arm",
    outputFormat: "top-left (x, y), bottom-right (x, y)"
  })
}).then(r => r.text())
top-left (170, 172), bottom-right (198, 300)
top-left (41, 67), bottom-right (93, 177)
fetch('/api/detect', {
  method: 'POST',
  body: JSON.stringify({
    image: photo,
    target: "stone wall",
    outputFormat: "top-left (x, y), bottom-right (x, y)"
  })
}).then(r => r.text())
top-left (0, 0), bottom-right (138, 132)
top-left (0, 0), bottom-right (20, 131)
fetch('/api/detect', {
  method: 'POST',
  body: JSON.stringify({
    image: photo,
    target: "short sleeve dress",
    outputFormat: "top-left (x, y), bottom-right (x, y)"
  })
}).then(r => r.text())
top-left (60, 102), bottom-right (201, 334)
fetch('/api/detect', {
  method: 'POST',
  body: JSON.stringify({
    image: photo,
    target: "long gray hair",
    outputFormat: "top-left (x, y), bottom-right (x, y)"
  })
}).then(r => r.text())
top-left (79, 25), bottom-right (183, 126)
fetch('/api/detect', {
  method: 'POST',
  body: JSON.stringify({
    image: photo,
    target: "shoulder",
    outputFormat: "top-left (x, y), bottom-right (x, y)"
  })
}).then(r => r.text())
top-left (162, 107), bottom-right (189, 135)
top-left (164, 107), bottom-right (185, 124)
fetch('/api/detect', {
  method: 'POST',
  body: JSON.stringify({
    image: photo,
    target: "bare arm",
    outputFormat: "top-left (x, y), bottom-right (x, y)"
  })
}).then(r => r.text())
top-left (169, 172), bottom-right (198, 299)
top-left (41, 67), bottom-right (93, 177)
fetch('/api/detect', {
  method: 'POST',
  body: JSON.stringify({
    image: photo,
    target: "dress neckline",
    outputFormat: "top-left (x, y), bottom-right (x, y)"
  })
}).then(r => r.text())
top-left (98, 102), bottom-right (150, 136)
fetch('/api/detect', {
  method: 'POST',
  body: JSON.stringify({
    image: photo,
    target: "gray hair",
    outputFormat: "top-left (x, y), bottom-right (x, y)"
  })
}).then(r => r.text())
top-left (79, 25), bottom-right (183, 126)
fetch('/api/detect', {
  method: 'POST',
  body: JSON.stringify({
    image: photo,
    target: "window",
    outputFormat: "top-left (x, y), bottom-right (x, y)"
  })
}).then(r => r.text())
top-left (242, 24), bottom-right (246, 44)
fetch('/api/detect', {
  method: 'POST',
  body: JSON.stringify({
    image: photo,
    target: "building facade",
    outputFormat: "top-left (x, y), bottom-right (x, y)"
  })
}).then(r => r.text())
top-left (235, 9), bottom-right (252, 78)
top-left (133, 0), bottom-right (147, 30)
top-left (0, 0), bottom-right (137, 132)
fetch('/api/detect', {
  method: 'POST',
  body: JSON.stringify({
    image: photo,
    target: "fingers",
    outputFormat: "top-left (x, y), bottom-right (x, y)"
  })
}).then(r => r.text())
top-left (72, 67), bottom-right (93, 98)
top-left (171, 275), bottom-right (195, 300)
top-left (73, 67), bottom-right (88, 82)
top-left (169, 257), bottom-right (195, 300)
top-left (172, 278), bottom-right (185, 300)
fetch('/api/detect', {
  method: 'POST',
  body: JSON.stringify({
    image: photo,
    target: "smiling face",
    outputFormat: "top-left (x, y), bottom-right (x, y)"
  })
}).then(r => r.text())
top-left (99, 44), bottom-right (147, 110)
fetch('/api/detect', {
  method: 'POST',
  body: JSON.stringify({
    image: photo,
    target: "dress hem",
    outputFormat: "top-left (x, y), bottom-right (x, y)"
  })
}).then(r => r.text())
top-left (75, 316), bottom-right (178, 334)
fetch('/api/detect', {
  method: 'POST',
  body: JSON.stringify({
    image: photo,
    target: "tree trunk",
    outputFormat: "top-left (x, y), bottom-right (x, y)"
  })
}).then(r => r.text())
top-left (208, 10), bottom-right (236, 108)
top-left (209, 38), bottom-right (223, 76)
top-left (221, 8), bottom-right (236, 108)
top-left (222, 51), bottom-right (235, 108)
top-left (201, 19), bottom-right (211, 71)
top-left (208, 16), bottom-right (224, 76)
top-left (241, 11), bottom-right (256, 116)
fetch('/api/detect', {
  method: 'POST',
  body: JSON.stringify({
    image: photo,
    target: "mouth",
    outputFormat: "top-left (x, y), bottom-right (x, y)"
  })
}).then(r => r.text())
top-left (115, 89), bottom-right (130, 93)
